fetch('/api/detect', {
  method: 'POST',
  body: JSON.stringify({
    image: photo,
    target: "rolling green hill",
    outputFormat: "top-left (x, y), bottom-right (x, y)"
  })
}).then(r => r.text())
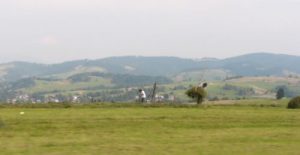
top-left (0, 72), bottom-right (172, 102)
top-left (1, 53), bottom-right (300, 103)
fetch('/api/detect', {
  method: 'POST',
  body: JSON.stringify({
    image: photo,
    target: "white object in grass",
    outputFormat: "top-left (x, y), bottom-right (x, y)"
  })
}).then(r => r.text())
top-left (20, 112), bottom-right (25, 115)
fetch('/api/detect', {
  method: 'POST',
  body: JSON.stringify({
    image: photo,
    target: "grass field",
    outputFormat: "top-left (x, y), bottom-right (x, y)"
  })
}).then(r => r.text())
top-left (0, 100), bottom-right (299, 155)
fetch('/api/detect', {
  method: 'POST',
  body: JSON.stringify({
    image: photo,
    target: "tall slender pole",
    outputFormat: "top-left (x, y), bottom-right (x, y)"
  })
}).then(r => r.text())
top-left (151, 82), bottom-right (157, 103)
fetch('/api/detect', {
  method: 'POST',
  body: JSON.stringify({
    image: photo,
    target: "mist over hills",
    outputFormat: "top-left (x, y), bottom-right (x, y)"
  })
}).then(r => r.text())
top-left (0, 52), bottom-right (300, 82)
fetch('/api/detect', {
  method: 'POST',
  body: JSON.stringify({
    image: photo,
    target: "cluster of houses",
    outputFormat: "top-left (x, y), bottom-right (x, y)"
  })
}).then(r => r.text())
top-left (135, 94), bottom-right (176, 103)
top-left (6, 94), bottom-right (82, 104)
top-left (6, 93), bottom-right (176, 104)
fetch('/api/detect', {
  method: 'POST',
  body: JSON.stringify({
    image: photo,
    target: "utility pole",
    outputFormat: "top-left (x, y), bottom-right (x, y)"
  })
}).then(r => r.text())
top-left (151, 82), bottom-right (157, 103)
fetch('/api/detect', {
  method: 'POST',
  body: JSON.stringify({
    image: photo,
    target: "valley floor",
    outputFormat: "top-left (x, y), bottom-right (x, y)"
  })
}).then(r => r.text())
top-left (0, 100), bottom-right (299, 155)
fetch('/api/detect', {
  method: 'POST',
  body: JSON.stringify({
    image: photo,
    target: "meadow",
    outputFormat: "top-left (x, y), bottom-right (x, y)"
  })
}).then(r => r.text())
top-left (0, 99), bottom-right (299, 155)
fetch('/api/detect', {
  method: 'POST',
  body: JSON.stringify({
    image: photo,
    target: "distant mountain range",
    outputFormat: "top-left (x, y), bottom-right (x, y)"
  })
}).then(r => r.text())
top-left (1, 52), bottom-right (300, 102)
top-left (0, 53), bottom-right (300, 82)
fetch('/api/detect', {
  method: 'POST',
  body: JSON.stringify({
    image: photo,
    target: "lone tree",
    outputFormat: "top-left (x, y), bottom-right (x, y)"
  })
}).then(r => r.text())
top-left (186, 86), bottom-right (207, 104)
top-left (276, 88), bottom-right (285, 100)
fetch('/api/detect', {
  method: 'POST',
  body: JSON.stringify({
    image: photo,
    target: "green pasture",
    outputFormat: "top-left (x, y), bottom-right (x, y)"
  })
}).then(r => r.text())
top-left (22, 77), bottom-right (113, 94)
top-left (0, 100), bottom-right (299, 155)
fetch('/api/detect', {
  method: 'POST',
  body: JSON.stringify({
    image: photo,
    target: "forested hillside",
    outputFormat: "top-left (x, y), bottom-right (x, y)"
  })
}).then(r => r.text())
top-left (0, 53), bottom-right (300, 103)
top-left (1, 53), bottom-right (300, 82)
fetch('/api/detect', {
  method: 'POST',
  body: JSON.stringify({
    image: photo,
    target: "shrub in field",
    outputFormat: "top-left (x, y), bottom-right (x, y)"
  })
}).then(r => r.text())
top-left (186, 86), bottom-right (207, 104)
top-left (287, 96), bottom-right (300, 109)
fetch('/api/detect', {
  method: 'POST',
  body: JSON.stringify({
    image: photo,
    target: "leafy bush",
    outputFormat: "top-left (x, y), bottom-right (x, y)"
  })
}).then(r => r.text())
top-left (186, 86), bottom-right (207, 104)
top-left (287, 96), bottom-right (300, 109)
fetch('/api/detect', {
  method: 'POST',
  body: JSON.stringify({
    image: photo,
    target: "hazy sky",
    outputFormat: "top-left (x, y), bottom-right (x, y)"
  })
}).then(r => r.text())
top-left (1, 0), bottom-right (300, 63)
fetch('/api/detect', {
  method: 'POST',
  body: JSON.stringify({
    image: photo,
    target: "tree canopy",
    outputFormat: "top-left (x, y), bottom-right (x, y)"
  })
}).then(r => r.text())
top-left (276, 88), bottom-right (285, 100)
top-left (186, 86), bottom-right (207, 104)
